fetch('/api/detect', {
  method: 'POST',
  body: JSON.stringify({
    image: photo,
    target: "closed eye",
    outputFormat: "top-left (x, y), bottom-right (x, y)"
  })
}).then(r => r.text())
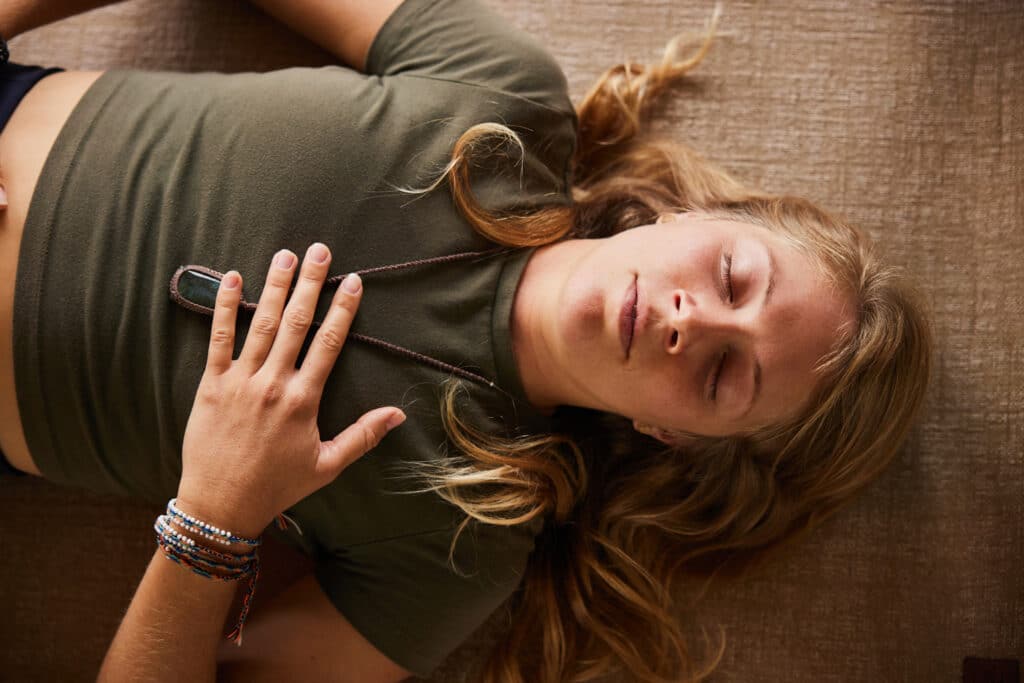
top-left (721, 253), bottom-right (734, 303)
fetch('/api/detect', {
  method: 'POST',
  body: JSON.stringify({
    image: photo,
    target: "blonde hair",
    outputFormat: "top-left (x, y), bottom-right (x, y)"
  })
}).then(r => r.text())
top-left (399, 19), bottom-right (931, 683)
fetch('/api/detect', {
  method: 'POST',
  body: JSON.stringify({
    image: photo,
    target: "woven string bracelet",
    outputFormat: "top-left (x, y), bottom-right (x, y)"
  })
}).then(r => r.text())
top-left (155, 530), bottom-right (256, 578)
top-left (154, 532), bottom-right (260, 645)
top-left (156, 528), bottom-right (252, 577)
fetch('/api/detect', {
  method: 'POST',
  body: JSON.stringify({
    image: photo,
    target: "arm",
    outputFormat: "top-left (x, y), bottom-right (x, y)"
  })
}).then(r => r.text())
top-left (101, 535), bottom-right (413, 682)
top-left (244, 0), bottom-right (404, 71)
top-left (0, 0), bottom-right (123, 39)
top-left (97, 547), bottom-right (239, 681)
top-left (1, 0), bottom-right (401, 72)
top-left (216, 575), bottom-right (413, 682)
top-left (97, 244), bottom-right (407, 681)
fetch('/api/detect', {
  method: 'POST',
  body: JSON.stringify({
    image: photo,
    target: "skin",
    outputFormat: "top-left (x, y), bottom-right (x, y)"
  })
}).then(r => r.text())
top-left (510, 211), bottom-right (856, 439)
top-left (98, 245), bottom-right (409, 681)
top-left (0, 70), bottom-right (105, 476)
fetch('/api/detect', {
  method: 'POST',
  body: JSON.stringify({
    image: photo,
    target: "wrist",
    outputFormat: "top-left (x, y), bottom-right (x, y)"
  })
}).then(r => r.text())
top-left (152, 499), bottom-right (263, 647)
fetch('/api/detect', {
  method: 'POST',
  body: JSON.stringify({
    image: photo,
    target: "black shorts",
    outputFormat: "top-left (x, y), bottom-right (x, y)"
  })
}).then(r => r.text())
top-left (1, 61), bottom-right (65, 135)
top-left (0, 449), bottom-right (25, 477)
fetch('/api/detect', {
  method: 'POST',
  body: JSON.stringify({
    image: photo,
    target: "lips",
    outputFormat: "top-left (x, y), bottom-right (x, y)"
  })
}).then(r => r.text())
top-left (619, 275), bottom-right (638, 359)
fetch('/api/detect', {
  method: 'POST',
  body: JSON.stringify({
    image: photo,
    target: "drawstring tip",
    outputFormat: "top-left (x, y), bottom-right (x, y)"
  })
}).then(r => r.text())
top-left (226, 627), bottom-right (243, 647)
top-left (224, 562), bottom-right (260, 648)
top-left (274, 512), bottom-right (304, 535)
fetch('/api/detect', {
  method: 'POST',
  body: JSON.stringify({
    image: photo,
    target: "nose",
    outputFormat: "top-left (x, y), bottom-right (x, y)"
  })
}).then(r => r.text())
top-left (665, 289), bottom-right (745, 354)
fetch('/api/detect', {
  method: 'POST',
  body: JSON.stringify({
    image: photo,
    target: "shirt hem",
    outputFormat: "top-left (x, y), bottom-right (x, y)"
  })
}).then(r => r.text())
top-left (12, 69), bottom-right (125, 485)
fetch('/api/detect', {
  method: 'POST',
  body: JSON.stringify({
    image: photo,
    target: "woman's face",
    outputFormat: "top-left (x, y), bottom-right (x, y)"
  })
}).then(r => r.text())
top-left (544, 212), bottom-right (855, 438)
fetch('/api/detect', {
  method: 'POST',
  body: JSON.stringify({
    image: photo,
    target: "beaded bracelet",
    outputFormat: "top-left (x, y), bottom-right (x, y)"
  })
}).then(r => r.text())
top-left (164, 516), bottom-right (257, 564)
top-left (154, 533), bottom-right (260, 645)
top-left (156, 516), bottom-right (258, 569)
top-left (166, 498), bottom-right (262, 548)
top-left (156, 528), bottom-right (251, 577)
top-left (155, 500), bottom-right (264, 645)
top-left (155, 530), bottom-right (256, 582)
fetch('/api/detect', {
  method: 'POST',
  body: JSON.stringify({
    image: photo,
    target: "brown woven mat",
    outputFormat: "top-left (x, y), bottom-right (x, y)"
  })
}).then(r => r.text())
top-left (2, 1), bottom-right (1021, 680)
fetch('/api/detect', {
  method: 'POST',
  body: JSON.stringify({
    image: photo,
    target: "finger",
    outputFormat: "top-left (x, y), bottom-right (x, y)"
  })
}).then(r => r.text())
top-left (299, 272), bottom-right (361, 391)
top-left (265, 243), bottom-right (332, 371)
top-left (205, 271), bottom-right (242, 375)
top-left (316, 408), bottom-right (406, 480)
top-left (238, 249), bottom-right (297, 371)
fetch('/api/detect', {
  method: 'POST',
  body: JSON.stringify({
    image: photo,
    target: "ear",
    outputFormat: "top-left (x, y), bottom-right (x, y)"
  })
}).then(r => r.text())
top-left (633, 420), bottom-right (676, 445)
top-left (634, 420), bottom-right (701, 447)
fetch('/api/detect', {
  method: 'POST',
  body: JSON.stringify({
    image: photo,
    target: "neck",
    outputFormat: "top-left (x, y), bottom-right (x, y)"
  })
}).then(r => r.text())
top-left (510, 239), bottom-right (596, 415)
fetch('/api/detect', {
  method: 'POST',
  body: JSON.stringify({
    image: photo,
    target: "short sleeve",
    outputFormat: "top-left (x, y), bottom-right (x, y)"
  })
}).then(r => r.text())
top-left (366, 0), bottom-right (573, 115)
top-left (314, 520), bottom-right (540, 677)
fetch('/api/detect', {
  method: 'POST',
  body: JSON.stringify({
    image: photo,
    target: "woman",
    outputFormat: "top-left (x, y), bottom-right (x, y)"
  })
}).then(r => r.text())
top-left (0, 0), bottom-right (931, 681)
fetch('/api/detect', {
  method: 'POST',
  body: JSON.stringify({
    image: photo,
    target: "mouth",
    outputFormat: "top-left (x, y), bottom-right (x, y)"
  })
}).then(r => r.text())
top-left (619, 274), bottom-right (638, 360)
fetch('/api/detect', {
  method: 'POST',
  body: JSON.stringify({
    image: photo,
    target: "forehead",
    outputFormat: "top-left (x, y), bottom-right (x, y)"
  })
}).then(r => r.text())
top-left (723, 220), bottom-right (855, 429)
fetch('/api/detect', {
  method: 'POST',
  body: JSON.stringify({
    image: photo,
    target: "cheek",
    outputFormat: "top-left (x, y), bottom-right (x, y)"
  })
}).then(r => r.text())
top-left (556, 270), bottom-right (607, 347)
top-left (634, 367), bottom-right (699, 423)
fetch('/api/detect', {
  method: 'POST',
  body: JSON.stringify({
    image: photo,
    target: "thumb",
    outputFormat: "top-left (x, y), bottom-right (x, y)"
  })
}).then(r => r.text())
top-left (317, 407), bottom-right (406, 478)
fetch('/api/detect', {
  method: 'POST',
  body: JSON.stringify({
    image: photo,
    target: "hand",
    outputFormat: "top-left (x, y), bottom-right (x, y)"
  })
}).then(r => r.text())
top-left (175, 243), bottom-right (405, 538)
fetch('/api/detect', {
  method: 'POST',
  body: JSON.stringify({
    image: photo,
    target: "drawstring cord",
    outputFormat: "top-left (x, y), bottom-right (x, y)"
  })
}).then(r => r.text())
top-left (170, 247), bottom-right (517, 394)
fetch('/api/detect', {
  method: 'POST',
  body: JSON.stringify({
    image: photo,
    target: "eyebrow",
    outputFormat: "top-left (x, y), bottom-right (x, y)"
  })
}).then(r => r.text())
top-left (741, 249), bottom-right (776, 420)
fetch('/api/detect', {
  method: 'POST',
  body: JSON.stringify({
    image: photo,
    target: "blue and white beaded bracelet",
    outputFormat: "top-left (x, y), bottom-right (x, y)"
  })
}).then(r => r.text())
top-left (166, 498), bottom-right (262, 548)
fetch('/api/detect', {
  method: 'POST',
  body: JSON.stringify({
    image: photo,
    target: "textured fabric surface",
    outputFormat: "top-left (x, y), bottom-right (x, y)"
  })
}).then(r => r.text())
top-left (1, 0), bottom-right (1021, 681)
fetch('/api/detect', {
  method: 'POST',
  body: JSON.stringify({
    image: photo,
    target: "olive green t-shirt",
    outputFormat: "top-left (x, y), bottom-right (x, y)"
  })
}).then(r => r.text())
top-left (13, 0), bottom-right (576, 674)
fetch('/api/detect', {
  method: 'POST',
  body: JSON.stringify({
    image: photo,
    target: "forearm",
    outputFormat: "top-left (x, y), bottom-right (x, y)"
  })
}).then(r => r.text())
top-left (97, 546), bottom-right (238, 682)
top-left (0, 0), bottom-right (125, 39)
top-left (243, 0), bottom-right (403, 71)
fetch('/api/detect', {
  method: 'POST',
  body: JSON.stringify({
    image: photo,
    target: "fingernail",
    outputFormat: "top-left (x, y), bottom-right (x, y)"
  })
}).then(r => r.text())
top-left (275, 250), bottom-right (295, 269)
top-left (222, 272), bottom-right (240, 289)
top-left (342, 273), bottom-right (361, 294)
top-left (309, 243), bottom-right (329, 263)
top-left (0, 185), bottom-right (7, 209)
top-left (385, 411), bottom-right (406, 432)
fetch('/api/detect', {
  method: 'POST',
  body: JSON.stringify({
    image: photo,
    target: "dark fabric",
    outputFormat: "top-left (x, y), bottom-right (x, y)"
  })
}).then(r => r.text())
top-left (0, 447), bottom-right (27, 477)
top-left (10, 0), bottom-right (574, 675)
top-left (0, 62), bottom-right (64, 135)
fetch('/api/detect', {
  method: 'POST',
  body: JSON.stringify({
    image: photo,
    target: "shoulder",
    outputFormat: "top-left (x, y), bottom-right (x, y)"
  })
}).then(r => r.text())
top-left (311, 519), bottom-right (541, 676)
top-left (367, 0), bottom-right (575, 118)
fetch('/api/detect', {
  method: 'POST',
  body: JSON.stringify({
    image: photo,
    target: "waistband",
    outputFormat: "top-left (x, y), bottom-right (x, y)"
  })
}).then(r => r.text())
top-left (1, 61), bottom-right (66, 135)
top-left (0, 447), bottom-right (27, 477)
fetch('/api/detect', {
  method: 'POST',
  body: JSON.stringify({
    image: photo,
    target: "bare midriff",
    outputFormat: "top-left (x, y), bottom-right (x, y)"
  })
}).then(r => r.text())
top-left (0, 70), bottom-right (105, 476)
